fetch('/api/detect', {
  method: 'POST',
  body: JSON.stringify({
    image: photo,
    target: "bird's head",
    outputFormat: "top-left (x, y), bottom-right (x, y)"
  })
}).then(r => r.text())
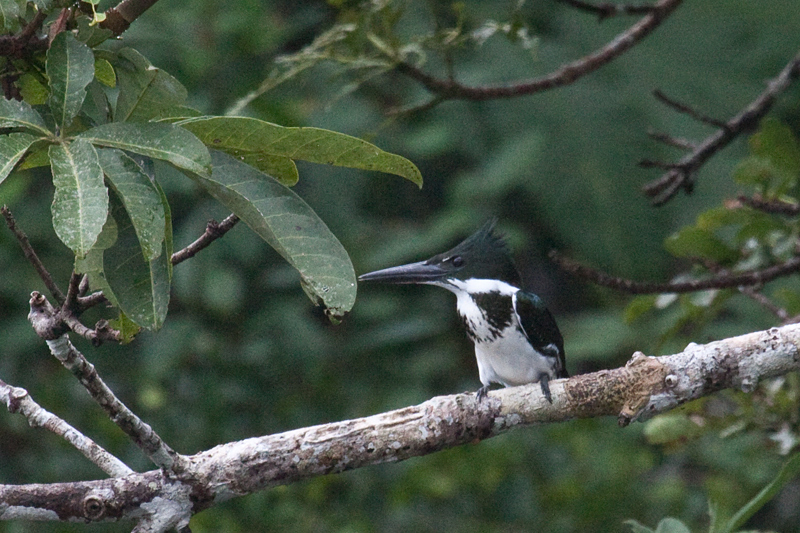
top-left (358, 219), bottom-right (522, 289)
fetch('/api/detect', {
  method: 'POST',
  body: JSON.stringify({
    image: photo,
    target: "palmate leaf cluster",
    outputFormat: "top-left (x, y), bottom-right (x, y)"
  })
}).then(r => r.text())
top-left (0, 24), bottom-right (422, 334)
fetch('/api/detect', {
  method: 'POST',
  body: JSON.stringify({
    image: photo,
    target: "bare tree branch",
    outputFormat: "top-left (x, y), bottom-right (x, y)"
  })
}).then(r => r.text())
top-left (2, 206), bottom-right (65, 304)
top-left (556, 0), bottom-right (656, 20)
top-left (652, 89), bottom-right (729, 128)
top-left (100, 0), bottom-right (162, 36)
top-left (647, 130), bottom-right (698, 150)
top-left (0, 10), bottom-right (47, 60)
top-left (0, 379), bottom-right (133, 478)
top-left (643, 51), bottom-right (800, 205)
top-left (171, 214), bottom-right (240, 266)
top-left (738, 194), bottom-right (800, 216)
top-left (698, 258), bottom-right (791, 323)
top-left (549, 250), bottom-right (800, 294)
top-left (2, 323), bottom-right (799, 529)
top-left (394, 0), bottom-right (682, 101)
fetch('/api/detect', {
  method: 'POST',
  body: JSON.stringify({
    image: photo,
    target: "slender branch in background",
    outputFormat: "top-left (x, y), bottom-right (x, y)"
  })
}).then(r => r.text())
top-left (171, 214), bottom-right (240, 266)
top-left (2, 323), bottom-right (799, 526)
top-left (698, 258), bottom-right (791, 322)
top-left (28, 292), bottom-right (187, 473)
top-left (647, 130), bottom-right (698, 151)
top-left (557, 0), bottom-right (656, 21)
top-left (741, 288), bottom-right (791, 322)
top-left (738, 194), bottom-right (800, 216)
top-left (1, 206), bottom-right (65, 304)
top-left (549, 250), bottom-right (800, 294)
top-left (652, 89), bottom-right (729, 128)
top-left (100, 0), bottom-right (162, 36)
top-left (0, 379), bottom-right (133, 478)
top-left (642, 51), bottom-right (800, 205)
top-left (394, 0), bottom-right (682, 101)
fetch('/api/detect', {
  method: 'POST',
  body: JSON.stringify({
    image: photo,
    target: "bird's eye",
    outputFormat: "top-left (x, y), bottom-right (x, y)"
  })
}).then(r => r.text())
top-left (451, 255), bottom-right (464, 267)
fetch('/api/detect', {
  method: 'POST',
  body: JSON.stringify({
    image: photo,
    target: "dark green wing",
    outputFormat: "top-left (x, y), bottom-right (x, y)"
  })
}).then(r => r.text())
top-left (513, 291), bottom-right (568, 378)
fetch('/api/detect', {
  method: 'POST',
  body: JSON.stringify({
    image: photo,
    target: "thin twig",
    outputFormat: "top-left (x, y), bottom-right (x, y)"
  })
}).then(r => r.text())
top-left (638, 159), bottom-right (683, 170)
top-left (549, 250), bottom-right (800, 294)
top-left (2, 206), bottom-right (65, 304)
top-left (0, 378), bottom-right (133, 477)
top-left (652, 89), bottom-right (729, 128)
top-left (643, 51), bottom-right (800, 205)
top-left (28, 292), bottom-right (187, 472)
top-left (738, 194), bottom-right (800, 216)
top-left (171, 214), bottom-right (240, 266)
top-left (698, 258), bottom-right (790, 322)
top-left (394, 0), bottom-right (682, 100)
top-left (77, 290), bottom-right (109, 311)
top-left (557, 0), bottom-right (656, 21)
top-left (647, 130), bottom-right (698, 151)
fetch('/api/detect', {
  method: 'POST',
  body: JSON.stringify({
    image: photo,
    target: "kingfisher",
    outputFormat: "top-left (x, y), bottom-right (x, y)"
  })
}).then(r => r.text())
top-left (358, 220), bottom-right (567, 403)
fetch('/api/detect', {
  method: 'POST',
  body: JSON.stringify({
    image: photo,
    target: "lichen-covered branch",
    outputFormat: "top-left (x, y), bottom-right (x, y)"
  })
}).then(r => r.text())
top-left (3, 323), bottom-right (799, 530)
top-left (40, 333), bottom-right (187, 473)
top-left (0, 379), bottom-right (133, 478)
top-left (26, 292), bottom-right (186, 473)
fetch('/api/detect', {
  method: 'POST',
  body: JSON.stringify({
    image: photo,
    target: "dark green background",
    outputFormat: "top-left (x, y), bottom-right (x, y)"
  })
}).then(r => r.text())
top-left (1, 1), bottom-right (799, 531)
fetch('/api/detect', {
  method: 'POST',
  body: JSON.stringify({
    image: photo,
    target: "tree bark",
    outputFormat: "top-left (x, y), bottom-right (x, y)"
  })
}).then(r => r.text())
top-left (2, 323), bottom-right (799, 530)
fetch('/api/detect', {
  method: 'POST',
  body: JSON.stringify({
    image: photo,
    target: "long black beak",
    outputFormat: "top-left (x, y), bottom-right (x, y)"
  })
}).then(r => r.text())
top-left (358, 260), bottom-right (449, 284)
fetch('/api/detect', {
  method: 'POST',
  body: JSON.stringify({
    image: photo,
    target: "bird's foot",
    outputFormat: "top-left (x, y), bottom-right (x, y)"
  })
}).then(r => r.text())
top-left (476, 385), bottom-right (490, 402)
top-left (539, 374), bottom-right (553, 404)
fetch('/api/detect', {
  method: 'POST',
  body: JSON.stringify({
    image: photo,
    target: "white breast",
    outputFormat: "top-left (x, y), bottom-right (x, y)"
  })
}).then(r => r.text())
top-left (449, 279), bottom-right (558, 388)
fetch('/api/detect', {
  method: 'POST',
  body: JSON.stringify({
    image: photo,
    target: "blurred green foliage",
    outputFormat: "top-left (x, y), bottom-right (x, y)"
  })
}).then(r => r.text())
top-left (2, 0), bottom-right (800, 532)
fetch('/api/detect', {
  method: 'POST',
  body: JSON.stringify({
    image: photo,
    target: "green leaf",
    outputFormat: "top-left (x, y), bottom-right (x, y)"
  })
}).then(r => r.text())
top-left (176, 116), bottom-right (422, 187)
top-left (188, 151), bottom-right (356, 317)
top-left (75, 16), bottom-right (113, 48)
top-left (0, 98), bottom-right (50, 135)
top-left (154, 178), bottom-right (174, 281)
top-left (0, 133), bottom-right (38, 184)
top-left (642, 413), bottom-right (702, 445)
top-left (113, 48), bottom-right (187, 122)
top-left (94, 58), bottom-right (116, 87)
top-left (104, 189), bottom-right (170, 330)
top-left (98, 149), bottom-right (165, 261)
top-left (653, 518), bottom-right (691, 533)
top-left (17, 145), bottom-right (50, 170)
top-left (622, 519), bottom-right (655, 533)
top-left (78, 122), bottom-right (212, 176)
top-left (74, 208), bottom-right (119, 305)
top-left (664, 226), bottom-right (738, 264)
top-left (108, 312), bottom-right (141, 344)
top-left (18, 73), bottom-right (49, 106)
top-left (733, 156), bottom-right (773, 187)
top-left (624, 294), bottom-right (657, 324)
top-left (46, 32), bottom-right (95, 130)
top-left (49, 140), bottom-right (109, 257)
top-left (749, 118), bottom-right (800, 182)
top-left (720, 452), bottom-right (800, 533)
top-left (0, 0), bottom-right (21, 31)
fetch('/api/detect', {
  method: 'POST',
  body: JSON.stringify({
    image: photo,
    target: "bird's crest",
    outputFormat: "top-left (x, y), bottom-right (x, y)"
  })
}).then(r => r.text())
top-left (428, 219), bottom-right (521, 287)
